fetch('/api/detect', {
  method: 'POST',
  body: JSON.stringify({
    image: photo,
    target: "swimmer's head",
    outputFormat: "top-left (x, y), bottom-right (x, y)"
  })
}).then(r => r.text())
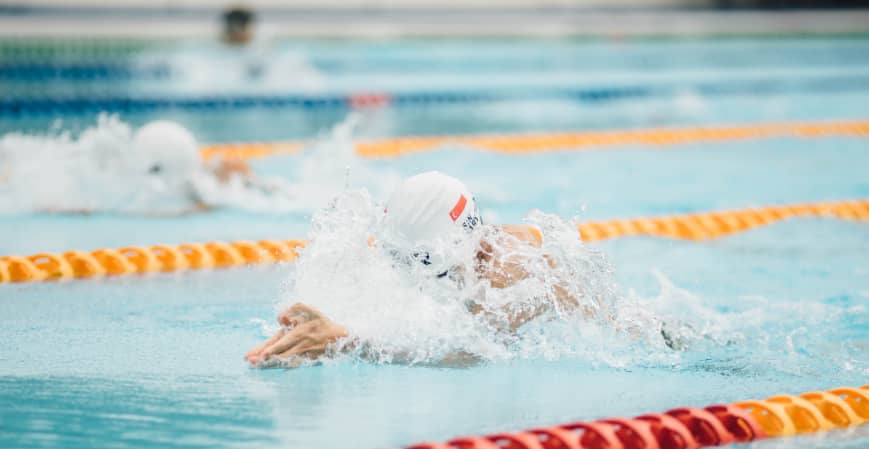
top-left (384, 171), bottom-right (481, 246)
top-left (222, 6), bottom-right (255, 45)
top-left (133, 120), bottom-right (200, 181)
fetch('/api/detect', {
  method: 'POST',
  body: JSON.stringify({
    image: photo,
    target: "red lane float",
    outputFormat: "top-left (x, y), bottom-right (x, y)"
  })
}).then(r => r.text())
top-left (398, 385), bottom-right (868, 449)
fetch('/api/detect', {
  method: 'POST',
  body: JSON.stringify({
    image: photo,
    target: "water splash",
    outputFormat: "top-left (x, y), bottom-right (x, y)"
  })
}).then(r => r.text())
top-left (621, 270), bottom-right (869, 378)
top-left (190, 113), bottom-right (401, 215)
top-left (0, 115), bottom-right (146, 214)
top-left (135, 44), bottom-right (325, 95)
top-left (276, 191), bottom-right (869, 374)
top-left (0, 114), bottom-right (393, 215)
top-left (281, 191), bottom-right (663, 367)
top-left (279, 113), bottom-right (402, 211)
top-left (0, 114), bottom-right (250, 215)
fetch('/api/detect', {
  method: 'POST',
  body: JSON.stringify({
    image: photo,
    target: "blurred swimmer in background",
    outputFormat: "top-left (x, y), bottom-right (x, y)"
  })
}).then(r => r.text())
top-left (0, 115), bottom-right (296, 215)
top-left (218, 5), bottom-right (266, 79)
top-left (222, 6), bottom-right (256, 46)
top-left (131, 5), bottom-right (322, 94)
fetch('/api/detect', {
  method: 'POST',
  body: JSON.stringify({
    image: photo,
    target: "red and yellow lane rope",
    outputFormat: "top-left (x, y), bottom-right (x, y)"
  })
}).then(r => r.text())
top-left (401, 385), bottom-right (869, 449)
top-left (2, 200), bottom-right (866, 283)
top-left (201, 119), bottom-right (869, 160)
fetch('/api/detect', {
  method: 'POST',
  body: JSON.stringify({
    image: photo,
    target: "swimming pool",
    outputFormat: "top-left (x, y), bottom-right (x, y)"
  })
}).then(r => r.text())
top-left (1, 36), bottom-right (868, 449)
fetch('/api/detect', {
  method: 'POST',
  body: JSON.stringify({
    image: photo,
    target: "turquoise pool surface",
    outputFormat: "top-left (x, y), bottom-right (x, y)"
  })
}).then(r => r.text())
top-left (1, 220), bottom-right (867, 449)
top-left (1, 36), bottom-right (868, 449)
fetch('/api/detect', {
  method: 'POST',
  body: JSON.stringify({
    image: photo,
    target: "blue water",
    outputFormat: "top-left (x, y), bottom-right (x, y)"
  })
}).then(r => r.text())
top-left (3, 38), bottom-right (869, 140)
top-left (1, 221), bottom-right (867, 449)
top-left (3, 137), bottom-right (867, 255)
top-left (1, 36), bottom-right (869, 449)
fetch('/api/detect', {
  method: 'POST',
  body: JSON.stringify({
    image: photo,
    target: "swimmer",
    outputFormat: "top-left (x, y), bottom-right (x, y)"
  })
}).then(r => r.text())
top-left (125, 119), bottom-right (301, 214)
top-left (0, 117), bottom-right (294, 215)
top-left (244, 171), bottom-right (611, 368)
top-left (221, 6), bottom-right (255, 46)
top-left (131, 120), bottom-right (251, 214)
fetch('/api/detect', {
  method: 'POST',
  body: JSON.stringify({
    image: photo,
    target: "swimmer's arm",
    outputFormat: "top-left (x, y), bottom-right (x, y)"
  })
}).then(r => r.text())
top-left (138, 202), bottom-right (211, 217)
top-left (211, 157), bottom-right (251, 183)
top-left (46, 209), bottom-right (94, 215)
top-left (185, 201), bottom-right (212, 215)
top-left (471, 227), bottom-right (555, 330)
top-left (467, 301), bottom-right (550, 332)
top-left (246, 303), bottom-right (481, 369)
top-left (467, 282), bottom-right (583, 332)
top-left (502, 226), bottom-right (589, 320)
top-left (468, 257), bottom-right (587, 331)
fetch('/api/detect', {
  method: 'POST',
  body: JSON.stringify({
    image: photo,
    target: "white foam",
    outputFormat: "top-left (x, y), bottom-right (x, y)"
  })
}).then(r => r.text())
top-left (273, 192), bottom-right (869, 374)
top-left (0, 115), bottom-right (146, 214)
top-left (0, 114), bottom-right (392, 215)
top-left (279, 192), bottom-right (675, 367)
top-left (135, 41), bottom-right (325, 95)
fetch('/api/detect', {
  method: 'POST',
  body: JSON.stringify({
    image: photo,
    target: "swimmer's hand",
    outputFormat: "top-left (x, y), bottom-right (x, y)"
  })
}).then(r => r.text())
top-left (244, 303), bottom-right (348, 369)
top-left (213, 157), bottom-right (251, 183)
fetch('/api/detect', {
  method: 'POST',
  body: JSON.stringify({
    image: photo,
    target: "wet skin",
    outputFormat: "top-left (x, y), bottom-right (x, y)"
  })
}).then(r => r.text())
top-left (244, 225), bottom-right (581, 368)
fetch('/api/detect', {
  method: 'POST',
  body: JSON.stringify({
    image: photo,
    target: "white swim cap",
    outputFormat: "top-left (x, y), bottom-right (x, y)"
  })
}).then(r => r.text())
top-left (383, 171), bottom-right (481, 246)
top-left (133, 120), bottom-right (199, 178)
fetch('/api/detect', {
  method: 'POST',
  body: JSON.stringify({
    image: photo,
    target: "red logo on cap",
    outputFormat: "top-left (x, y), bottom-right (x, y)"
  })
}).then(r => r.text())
top-left (449, 195), bottom-right (467, 222)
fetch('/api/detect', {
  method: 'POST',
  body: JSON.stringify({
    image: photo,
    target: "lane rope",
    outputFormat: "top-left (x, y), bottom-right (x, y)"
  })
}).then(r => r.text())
top-left (200, 119), bottom-right (869, 160)
top-left (1, 199), bottom-right (866, 284)
top-left (576, 199), bottom-right (868, 242)
top-left (0, 62), bottom-right (171, 81)
top-left (0, 240), bottom-right (304, 284)
top-left (4, 74), bottom-right (869, 116)
top-left (400, 385), bottom-right (869, 449)
top-left (0, 87), bottom-right (637, 116)
top-left (0, 38), bottom-right (159, 59)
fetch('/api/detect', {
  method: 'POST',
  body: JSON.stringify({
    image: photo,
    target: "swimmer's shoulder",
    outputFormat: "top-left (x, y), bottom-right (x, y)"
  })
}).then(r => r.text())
top-left (500, 225), bottom-right (543, 247)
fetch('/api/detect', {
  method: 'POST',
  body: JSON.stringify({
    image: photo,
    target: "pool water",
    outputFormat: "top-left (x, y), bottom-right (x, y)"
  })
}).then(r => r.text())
top-left (1, 36), bottom-right (868, 449)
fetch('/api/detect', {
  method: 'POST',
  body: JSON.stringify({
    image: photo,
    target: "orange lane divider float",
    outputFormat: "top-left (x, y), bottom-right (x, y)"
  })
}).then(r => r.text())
top-left (576, 199), bottom-right (869, 242)
top-left (200, 119), bottom-right (869, 160)
top-left (0, 240), bottom-right (305, 283)
top-left (1, 200), bottom-right (867, 283)
top-left (200, 141), bottom-right (305, 160)
top-left (401, 385), bottom-right (869, 449)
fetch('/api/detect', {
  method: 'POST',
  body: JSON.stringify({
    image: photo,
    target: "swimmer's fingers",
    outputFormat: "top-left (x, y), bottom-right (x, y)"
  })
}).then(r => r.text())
top-left (271, 341), bottom-right (329, 365)
top-left (245, 330), bottom-right (283, 359)
top-left (258, 318), bottom-right (348, 365)
top-left (244, 329), bottom-right (286, 363)
top-left (272, 320), bottom-right (348, 361)
top-left (258, 325), bottom-right (310, 360)
top-left (273, 339), bottom-right (322, 360)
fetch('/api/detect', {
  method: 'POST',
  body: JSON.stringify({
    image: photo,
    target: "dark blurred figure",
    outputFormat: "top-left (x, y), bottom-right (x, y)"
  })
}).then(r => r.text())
top-left (222, 6), bottom-right (255, 46)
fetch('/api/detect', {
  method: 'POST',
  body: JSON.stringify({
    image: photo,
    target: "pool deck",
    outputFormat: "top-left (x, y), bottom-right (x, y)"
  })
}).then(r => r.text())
top-left (1, 7), bottom-right (868, 38)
